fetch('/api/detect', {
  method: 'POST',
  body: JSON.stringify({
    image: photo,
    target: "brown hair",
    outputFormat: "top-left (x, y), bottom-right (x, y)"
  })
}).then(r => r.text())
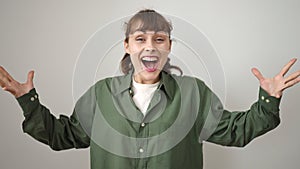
top-left (120, 9), bottom-right (183, 75)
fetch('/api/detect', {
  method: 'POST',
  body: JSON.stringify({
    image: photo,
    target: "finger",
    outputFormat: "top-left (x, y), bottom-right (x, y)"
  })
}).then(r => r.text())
top-left (27, 70), bottom-right (34, 85)
top-left (284, 70), bottom-right (300, 84)
top-left (0, 66), bottom-right (10, 86)
top-left (251, 68), bottom-right (264, 81)
top-left (284, 77), bottom-right (300, 90)
top-left (0, 66), bottom-right (15, 82)
top-left (279, 58), bottom-right (297, 77)
top-left (0, 76), bottom-right (11, 88)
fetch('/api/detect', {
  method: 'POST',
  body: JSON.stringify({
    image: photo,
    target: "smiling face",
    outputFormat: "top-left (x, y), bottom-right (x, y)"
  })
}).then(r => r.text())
top-left (121, 9), bottom-right (173, 84)
top-left (124, 30), bottom-right (171, 84)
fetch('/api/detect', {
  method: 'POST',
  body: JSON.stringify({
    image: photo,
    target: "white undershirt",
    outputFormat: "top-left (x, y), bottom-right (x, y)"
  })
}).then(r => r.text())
top-left (132, 79), bottom-right (160, 116)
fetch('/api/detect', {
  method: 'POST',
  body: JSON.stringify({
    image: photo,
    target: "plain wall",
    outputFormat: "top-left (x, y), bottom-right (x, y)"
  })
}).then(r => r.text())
top-left (0, 0), bottom-right (299, 169)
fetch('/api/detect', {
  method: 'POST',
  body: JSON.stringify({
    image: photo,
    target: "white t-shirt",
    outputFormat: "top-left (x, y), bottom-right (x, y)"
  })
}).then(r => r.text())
top-left (131, 79), bottom-right (160, 116)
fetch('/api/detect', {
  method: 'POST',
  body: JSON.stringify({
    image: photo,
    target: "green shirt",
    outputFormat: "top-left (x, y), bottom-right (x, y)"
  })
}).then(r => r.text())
top-left (17, 71), bottom-right (281, 169)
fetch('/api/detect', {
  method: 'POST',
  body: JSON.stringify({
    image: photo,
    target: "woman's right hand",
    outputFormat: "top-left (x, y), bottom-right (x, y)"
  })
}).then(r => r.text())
top-left (0, 66), bottom-right (34, 98)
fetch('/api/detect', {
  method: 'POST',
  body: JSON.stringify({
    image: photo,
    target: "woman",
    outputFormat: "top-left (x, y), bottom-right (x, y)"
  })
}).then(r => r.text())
top-left (0, 9), bottom-right (299, 169)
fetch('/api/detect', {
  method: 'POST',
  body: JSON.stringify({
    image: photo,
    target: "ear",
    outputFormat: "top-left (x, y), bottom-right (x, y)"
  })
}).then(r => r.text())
top-left (168, 39), bottom-right (172, 51)
top-left (124, 40), bottom-right (130, 54)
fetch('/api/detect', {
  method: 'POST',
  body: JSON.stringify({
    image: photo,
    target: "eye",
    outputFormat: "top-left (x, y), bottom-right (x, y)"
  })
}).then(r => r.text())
top-left (135, 37), bottom-right (145, 42)
top-left (156, 37), bottom-right (165, 42)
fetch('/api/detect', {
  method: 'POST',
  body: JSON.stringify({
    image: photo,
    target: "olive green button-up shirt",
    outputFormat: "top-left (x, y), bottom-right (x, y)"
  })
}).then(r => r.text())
top-left (17, 71), bottom-right (281, 169)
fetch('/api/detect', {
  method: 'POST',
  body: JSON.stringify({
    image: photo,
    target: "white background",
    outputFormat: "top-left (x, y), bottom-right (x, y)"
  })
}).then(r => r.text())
top-left (0, 0), bottom-right (299, 169)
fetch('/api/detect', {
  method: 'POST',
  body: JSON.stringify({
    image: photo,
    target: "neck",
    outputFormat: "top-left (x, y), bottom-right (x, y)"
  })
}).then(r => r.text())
top-left (133, 74), bottom-right (160, 84)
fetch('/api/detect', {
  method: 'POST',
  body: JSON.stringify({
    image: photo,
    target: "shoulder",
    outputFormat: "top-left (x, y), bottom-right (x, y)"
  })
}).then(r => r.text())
top-left (92, 74), bottom-right (130, 95)
top-left (168, 73), bottom-right (213, 97)
top-left (170, 74), bottom-right (206, 87)
top-left (93, 74), bottom-right (127, 87)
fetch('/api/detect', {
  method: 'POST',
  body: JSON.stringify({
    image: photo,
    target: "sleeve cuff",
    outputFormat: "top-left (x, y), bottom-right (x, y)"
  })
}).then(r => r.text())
top-left (258, 87), bottom-right (281, 113)
top-left (16, 88), bottom-right (40, 116)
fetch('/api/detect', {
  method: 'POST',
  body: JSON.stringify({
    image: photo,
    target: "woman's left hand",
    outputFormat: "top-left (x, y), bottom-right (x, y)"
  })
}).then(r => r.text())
top-left (251, 58), bottom-right (300, 98)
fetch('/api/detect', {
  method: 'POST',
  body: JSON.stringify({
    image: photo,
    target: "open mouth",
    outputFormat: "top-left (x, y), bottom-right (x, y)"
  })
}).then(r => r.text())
top-left (141, 56), bottom-right (159, 72)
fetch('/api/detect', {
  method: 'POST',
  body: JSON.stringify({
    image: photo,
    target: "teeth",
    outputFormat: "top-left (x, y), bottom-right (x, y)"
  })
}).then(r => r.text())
top-left (142, 56), bottom-right (158, 62)
top-left (141, 56), bottom-right (158, 70)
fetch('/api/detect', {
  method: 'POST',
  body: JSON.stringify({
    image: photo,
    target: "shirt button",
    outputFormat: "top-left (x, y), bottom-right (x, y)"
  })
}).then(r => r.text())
top-left (139, 148), bottom-right (144, 153)
top-left (265, 99), bottom-right (270, 103)
top-left (30, 97), bottom-right (35, 101)
top-left (34, 94), bottom-right (38, 99)
top-left (129, 89), bottom-right (134, 96)
top-left (261, 96), bottom-right (265, 100)
top-left (141, 123), bottom-right (146, 127)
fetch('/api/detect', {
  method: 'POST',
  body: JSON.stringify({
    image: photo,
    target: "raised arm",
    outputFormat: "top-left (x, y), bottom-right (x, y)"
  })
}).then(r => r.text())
top-left (205, 58), bottom-right (299, 147)
top-left (0, 66), bottom-right (90, 150)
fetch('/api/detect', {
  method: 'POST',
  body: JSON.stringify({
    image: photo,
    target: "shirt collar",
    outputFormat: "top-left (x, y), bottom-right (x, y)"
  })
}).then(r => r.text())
top-left (112, 70), bottom-right (176, 99)
top-left (111, 70), bottom-right (133, 96)
top-left (159, 71), bottom-right (176, 99)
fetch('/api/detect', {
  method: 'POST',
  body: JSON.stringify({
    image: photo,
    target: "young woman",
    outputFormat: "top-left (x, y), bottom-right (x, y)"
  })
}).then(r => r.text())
top-left (0, 9), bottom-right (299, 169)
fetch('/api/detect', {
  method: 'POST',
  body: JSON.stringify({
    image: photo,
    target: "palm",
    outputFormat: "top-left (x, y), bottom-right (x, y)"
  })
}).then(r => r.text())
top-left (0, 66), bottom-right (34, 98)
top-left (252, 58), bottom-right (300, 98)
top-left (259, 76), bottom-right (286, 98)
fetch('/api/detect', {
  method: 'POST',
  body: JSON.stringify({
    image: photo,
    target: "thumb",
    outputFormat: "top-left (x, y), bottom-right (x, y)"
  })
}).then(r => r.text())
top-left (27, 70), bottom-right (35, 87)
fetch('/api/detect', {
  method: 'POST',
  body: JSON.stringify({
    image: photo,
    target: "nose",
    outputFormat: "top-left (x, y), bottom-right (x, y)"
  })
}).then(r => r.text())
top-left (144, 39), bottom-right (156, 52)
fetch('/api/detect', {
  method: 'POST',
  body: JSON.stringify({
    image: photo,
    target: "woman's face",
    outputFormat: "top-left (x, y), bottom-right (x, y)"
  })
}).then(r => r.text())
top-left (124, 30), bottom-right (171, 84)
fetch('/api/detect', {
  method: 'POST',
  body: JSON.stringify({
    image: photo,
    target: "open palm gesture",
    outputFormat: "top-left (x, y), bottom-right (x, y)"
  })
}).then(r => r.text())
top-left (0, 66), bottom-right (34, 98)
top-left (252, 58), bottom-right (300, 98)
